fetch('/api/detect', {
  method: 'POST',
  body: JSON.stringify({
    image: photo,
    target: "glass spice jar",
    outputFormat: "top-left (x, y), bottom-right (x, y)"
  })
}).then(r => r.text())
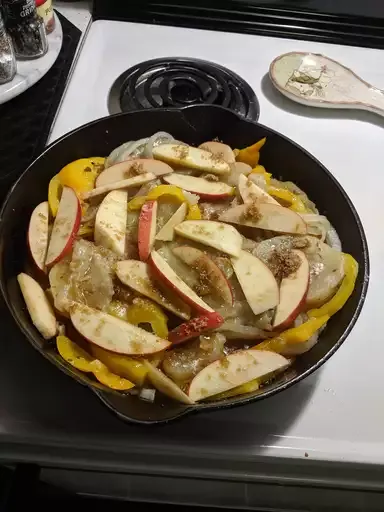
top-left (3, 0), bottom-right (48, 59)
top-left (35, 0), bottom-right (55, 34)
top-left (0, 10), bottom-right (16, 84)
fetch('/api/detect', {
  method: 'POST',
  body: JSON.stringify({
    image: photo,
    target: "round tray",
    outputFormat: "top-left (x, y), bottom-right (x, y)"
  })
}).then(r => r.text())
top-left (0, 13), bottom-right (63, 105)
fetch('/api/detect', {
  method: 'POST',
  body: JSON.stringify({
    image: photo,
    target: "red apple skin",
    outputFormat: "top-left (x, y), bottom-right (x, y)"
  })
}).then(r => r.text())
top-left (138, 200), bottom-right (157, 262)
top-left (169, 312), bottom-right (224, 345)
top-left (272, 251), bottom-right (310, 330)
top-left (45, 188), bottom-right (81, 267)
top-left (197, 192), bottom-right (232, 201)
top-left (148, 253), bottom-right (213, 315)
top-left (273, 283), bottom-right (309, 330)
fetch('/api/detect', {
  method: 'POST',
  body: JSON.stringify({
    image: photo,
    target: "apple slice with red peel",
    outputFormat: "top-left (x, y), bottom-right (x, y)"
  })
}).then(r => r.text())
top-left (70, 303), bottom-right (170, 355)
top-left (45, 186), bottom-right (81, 267)
top-left (174, 220), bottom-right (242, 257)
top-left (188, 349), bottom-right (289, 401)
top-left (94, 190), bottom-right (128, 257)
top-left (96, 159), bottom-right (173, 187)
top-left (238, 174), bottom-right (278, 205)
top-left (152, 143), bottom-right (230, 175)
top-left (17, 273), bottom-right (57, 339)
top-left (49, 258), bottom-right (72, 314)
top-left (83, 173), bottom-right (156, 200)
top-left (116, 260), bottom-right (191, 320)
top-left (163, 173), bottom-right (234, 200)
top-left (169, 312), bottom-right (224, 345)
top-left (28, 201), bottom-right (49, 271)
top-left (149, 250), bottom-right (214, 314)
top-left (231, 250), bottom-right (279, 316)
top-left (173, 246), bottom-right (233, 306)
top-left (198, 141), bottom-right (235, 164)
top-left (155, 202), bottom-right (187, 242)
top-left (272, 250), bottom-right (310, 329)
top-left (219, 203), bottom-right (307, 234)
top-left (138, 200), bottom-right (157, 261)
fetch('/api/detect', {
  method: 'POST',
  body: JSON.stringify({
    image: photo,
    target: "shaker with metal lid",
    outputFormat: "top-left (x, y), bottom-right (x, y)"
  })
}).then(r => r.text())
top-left (3, 0), bottom-right (48, 59)
top-left (0, 9), bottom-right (16, 84)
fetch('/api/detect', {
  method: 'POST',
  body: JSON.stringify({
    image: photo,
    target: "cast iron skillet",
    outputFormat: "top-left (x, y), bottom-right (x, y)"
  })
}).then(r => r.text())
top-left (0, 105), bottom-right (369, 424)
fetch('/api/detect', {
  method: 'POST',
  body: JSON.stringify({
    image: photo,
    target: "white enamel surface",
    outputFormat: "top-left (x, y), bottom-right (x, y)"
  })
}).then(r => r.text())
top-left (271, 52), bottom-right (384, 115)
top-left (47, 20), bottom-right (384, 465)
top-left (0, 14), bottom-right (62, 105)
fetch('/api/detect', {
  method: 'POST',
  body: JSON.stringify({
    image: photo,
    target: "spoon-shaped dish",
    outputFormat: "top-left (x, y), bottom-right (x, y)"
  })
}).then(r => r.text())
top-left (270, 52), bottom-right (384, 117)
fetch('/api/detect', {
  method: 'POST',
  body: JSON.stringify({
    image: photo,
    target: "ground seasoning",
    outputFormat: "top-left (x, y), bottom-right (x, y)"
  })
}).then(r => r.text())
top-left (267, 248), bottom-right (301, 280)
top-left (3, 0), bottom-right (48, 59)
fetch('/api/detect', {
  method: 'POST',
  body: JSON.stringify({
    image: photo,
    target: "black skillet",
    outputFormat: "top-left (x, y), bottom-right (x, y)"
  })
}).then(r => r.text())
top-left (0, 105), bottom-right (369, 424)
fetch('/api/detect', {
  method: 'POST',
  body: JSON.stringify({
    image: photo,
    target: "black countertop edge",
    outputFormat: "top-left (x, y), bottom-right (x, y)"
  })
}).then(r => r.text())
top-left (2, 440), bottom-right (384, 491)
top-left (92, 4), bottom-right (384, 50)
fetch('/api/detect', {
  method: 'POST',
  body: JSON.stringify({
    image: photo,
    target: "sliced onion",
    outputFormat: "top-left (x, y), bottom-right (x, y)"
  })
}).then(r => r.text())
top-left (105, 141), bottom-right (133, 168)
top-left (143, 131), bottom-right (174, 158)
top-left (301, 214), bottom-right (330, 242)
top-left (139, 388), bottom-right (156, 402)
top-left (326, 225), bottom-right (342, 252)
top-left (217, 320), bottom-right (271, 340)
top-left (248, 173), bottom-right (267, 190)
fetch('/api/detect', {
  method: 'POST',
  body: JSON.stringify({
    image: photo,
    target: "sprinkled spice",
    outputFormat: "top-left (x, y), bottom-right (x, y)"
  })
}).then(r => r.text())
top-left (3, 0), bottom-right (48, 59)
top-left (241, 204), bottom-right (262, 223)
top-left (267, 248), bottom-right (301, 280)
top-left (0, 11), bottom-right (16, 84)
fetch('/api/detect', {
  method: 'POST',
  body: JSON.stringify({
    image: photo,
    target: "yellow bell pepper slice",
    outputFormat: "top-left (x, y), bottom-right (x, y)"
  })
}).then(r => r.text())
top-left (91, 345), bottom-right (147, 387)
top-left (250, 165), bottom-right (272, 186)
top-left (214, 378), bottom-right (260, 400)
top-left (48, 174), bottom-right (62, 217)
top-left (58, 157), bottom-right (105, 195)
top-left (236, 137), bottom-right (266, 167)
top-left (128, 184), bottom-right (200, 220)
top-left (267, 186), bottom-right (307, 213)
top-left (307, 253), bottom-right (358, 319)
top-left (107, 300), bottom-right (130, 321)
top-left (126, 297), bottom-right (169, 339)
top-left (186, 204), bottom-right (202, 220)
top-left (253, 315), bottom-right (330, 353)
top-left (56, 335), bottom-right (134, 391)
top-left (89, 360), bottom-right (135, 391)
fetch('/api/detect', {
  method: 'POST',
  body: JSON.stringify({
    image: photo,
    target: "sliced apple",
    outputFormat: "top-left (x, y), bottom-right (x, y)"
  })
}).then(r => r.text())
top-left (149, 250), bottom-right (214, 314)
top-left (152, 143), bottom-right (230, 175)
top-left (163, 173), bottom-right (234, 200)
top-left (45, 186), bottom-right (81, 267)
top-left (254, 235), bottom-right (344, 308)
top-left (94, 190), bottom-right (128, 257)
top-left (70, 303), bottom-right (170, 355)
top-left (227, 162), bottom-right (253, 187)
top-left (28, 201), bottom-right (49, 271)
top-left (198, 141), bottom-right (235, 164)
top-left (231, 250), bottom-right (279, 316)
top-left (272, 250), bottom-right (310, 329)
top-left (48, 258), bottom-right (72, 314)
top-left (188, 349), bottom-right (289, 401)
top-left (174, 220), bottom-right (242, 257)
top-left (155, 202), bottom-right (188, 242)
top-left (219, 203), bottom-right (307, 234)
top-left (82, 172), bottom-right (156, 200)
top-left (17, 273), bottom-right (57, 339)
top-left (173, 246), bottom-right (233, 305)
top-left (116, 260), bottom-right (191, 320)
top-left (96, 159), bottom-right (173, 187)
top-left (138, 200), bottom-right (157, 261)
top-left (238, 174), bottom-right (278, 205)
top-left (169, 312), bottom-right (224, 345)
top-left (144, 361), bottom-right (195, 404)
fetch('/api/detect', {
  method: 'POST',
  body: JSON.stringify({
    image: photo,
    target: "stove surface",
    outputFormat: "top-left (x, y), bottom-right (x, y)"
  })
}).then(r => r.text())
top-left (44, 20), bottom-right (384, 464)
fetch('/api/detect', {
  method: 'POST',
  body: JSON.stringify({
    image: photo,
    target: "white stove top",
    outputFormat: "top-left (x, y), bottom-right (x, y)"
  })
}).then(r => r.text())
top-left (50, 20), bottom-right (384, 466)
